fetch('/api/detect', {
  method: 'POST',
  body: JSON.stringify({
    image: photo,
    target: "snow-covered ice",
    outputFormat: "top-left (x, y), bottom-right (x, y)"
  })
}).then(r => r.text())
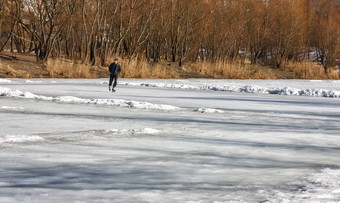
top-left (266, 168), bottom-right (340, 202)
top-left (24, 80), bottom-right (43, 83)
top-left (0, 79), bottom-right (12, 83)
top-left (1, 78), bottom-right (340, 202)
top-left (0, 135), bottom-right (44, 144)
top-left (194, 107), bottom-right (225, 113)
top-left (0, 87), bottom-right (180, 111)
top-left (1, 106), bottom-right (24, 111)
top-left (118, 79), bottom-right (340, 98)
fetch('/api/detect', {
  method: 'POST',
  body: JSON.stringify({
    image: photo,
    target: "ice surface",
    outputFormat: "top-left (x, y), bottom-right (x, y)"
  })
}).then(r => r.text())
top-left (266, 168), bottom-right (340, 202)
top-left (0, 79), bottom-right (12, 83)
top-left (0, 135), bottom-right (44, 144)
top-left (118, 80), bottom-right (340, 98)
top-left (194, 107), bottom-right (225, 113)
top-left (25, 80), bottom-right (43, 83)
top-left (1, 106), bottom-right (24, 111)
top-left (109, 128), bottom-right (160, 134)
top-left (0, 78), bottom-right (340, 202)
top-left (0, 87), bottom-right (180, 111)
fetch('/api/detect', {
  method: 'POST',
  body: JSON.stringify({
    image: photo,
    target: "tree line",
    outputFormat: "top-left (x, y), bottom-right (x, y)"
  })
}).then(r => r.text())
top-left (0, 0), bottom-right (339, 72)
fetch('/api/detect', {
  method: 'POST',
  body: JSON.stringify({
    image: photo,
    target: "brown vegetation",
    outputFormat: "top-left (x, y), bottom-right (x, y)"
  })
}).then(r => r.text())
top-left (0, 52), bottom-right (107, 78)
top-left (182, 61), bottom-right (283, 79)
top-left (46, 58), bottom-right (105, 78)
top-left (1, 52), bottom-right (339, 79)
top-left (286, 61), bottom-right (340, 79)
top-left (0, 53), bottom-right (47, 78)
top-left (0, 0), bottom-right (339, 79)
top-left (119, 59), bottom-right (181, 79)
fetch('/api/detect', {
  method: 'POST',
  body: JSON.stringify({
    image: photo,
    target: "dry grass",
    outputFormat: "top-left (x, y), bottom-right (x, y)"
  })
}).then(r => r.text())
top-left (0, 53), bottom-right (47, 78)
top-left (182, 61), bottom-right (283, 79)
top-left (106, 58), bottom-right (285, 79)
top-left (327, 68), bottom-right (340, 79)
top-left (183, 60), bottom-right (339, 79)
top-left (46, 58), bottom-right (106, 78)
top-left (1, 52), bottom-right (339, 79)
top-left (285, 61), bottom-right (340, 79)
top-left (107, 57), bottom-right (180, 79)
top-left (0, 62), bottom-right (31, 78)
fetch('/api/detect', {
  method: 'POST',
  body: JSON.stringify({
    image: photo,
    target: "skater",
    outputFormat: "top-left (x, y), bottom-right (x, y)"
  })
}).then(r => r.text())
top-left (108, 58), bottom-right (122, 92)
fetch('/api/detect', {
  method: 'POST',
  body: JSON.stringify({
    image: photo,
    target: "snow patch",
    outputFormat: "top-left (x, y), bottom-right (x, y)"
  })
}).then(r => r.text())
top-left (1, 106), bottom-right (24, 111)
top-left (106, 128), bottom-right (161, 135)
top-left (0, 135), bottom-right (44, 144)
top-left (0, 79), bottom-right (12, 83)
top-left (0, 87), bottom-right (180, 111)
top-left (99, 81), bottom-right (109, 85)
top-left (266, 168), bottom-right (340, 202)
top-left (25, 80), bottom-right (43, 83)
top-left (45, 128), bottom-right (162, 142)
top-left (194, 107), bottom-right (224, 113)
top-left (119, 81), bottom-right (340, 98)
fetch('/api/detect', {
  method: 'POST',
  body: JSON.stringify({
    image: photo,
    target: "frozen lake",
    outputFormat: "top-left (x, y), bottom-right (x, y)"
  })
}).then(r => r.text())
top-left (1, 78), bottom-right (340, 202)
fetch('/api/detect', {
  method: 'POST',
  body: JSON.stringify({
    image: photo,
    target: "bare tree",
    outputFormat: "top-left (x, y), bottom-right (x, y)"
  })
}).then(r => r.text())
top-left (0, 0), bottom-right (339, 71)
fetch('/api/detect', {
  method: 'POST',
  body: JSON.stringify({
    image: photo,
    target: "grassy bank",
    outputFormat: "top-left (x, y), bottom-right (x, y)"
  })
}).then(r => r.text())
top-left (0, 52), bottom-right (339, 79)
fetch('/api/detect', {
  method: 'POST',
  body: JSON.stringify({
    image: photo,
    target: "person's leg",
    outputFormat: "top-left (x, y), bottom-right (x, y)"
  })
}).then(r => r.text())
top-left (109, 75), bottom-right (114, 90)
top-left (113, 75), bottom-right (118, 89)
top-left (109, 75), bottom-right (114, 86)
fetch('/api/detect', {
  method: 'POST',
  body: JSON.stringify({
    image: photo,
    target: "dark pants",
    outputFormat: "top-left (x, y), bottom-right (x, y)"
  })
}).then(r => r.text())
top-left (109, 75), bottom-right (118, 88)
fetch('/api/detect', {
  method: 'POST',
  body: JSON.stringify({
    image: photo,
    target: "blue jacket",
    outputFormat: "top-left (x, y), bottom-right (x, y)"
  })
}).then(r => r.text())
top-left (109, 63), bottom-right (122, 76)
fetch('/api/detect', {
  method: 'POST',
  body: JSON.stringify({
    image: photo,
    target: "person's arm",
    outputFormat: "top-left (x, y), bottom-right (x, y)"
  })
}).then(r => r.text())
top-left (109, 63), bottom-right (113, 73)
top-left (117, 65), bottom-right (122, 75)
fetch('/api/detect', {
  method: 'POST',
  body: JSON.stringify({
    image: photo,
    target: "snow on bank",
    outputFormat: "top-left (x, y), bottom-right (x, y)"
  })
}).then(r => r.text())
top-left (24, 80), bottom-right (43, 83)
top-left (0, 87), bottom-right (180, 111)
top-left (266, 168), bottom-right (340, 202)
top-left (194, 107), bottom-right (224, 113)
top-left (106, 128), bottom-right (160, 135)
top-left (0, 135), bottom-right (44, 144)
top-left (66, 128), bottom-right (161, 136)
top-left (99, 81), bottom-right (109, 85)
top-left (45, 128), bottom-right (162, 143)
top-left (0, 79), bottom-right (12, 83)
top-left (0, 129), bottom-right (160, 146)
top-left (116, 81), bottom-right (340, 98)
top-left (1, 106), bottom-right (24, 111)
